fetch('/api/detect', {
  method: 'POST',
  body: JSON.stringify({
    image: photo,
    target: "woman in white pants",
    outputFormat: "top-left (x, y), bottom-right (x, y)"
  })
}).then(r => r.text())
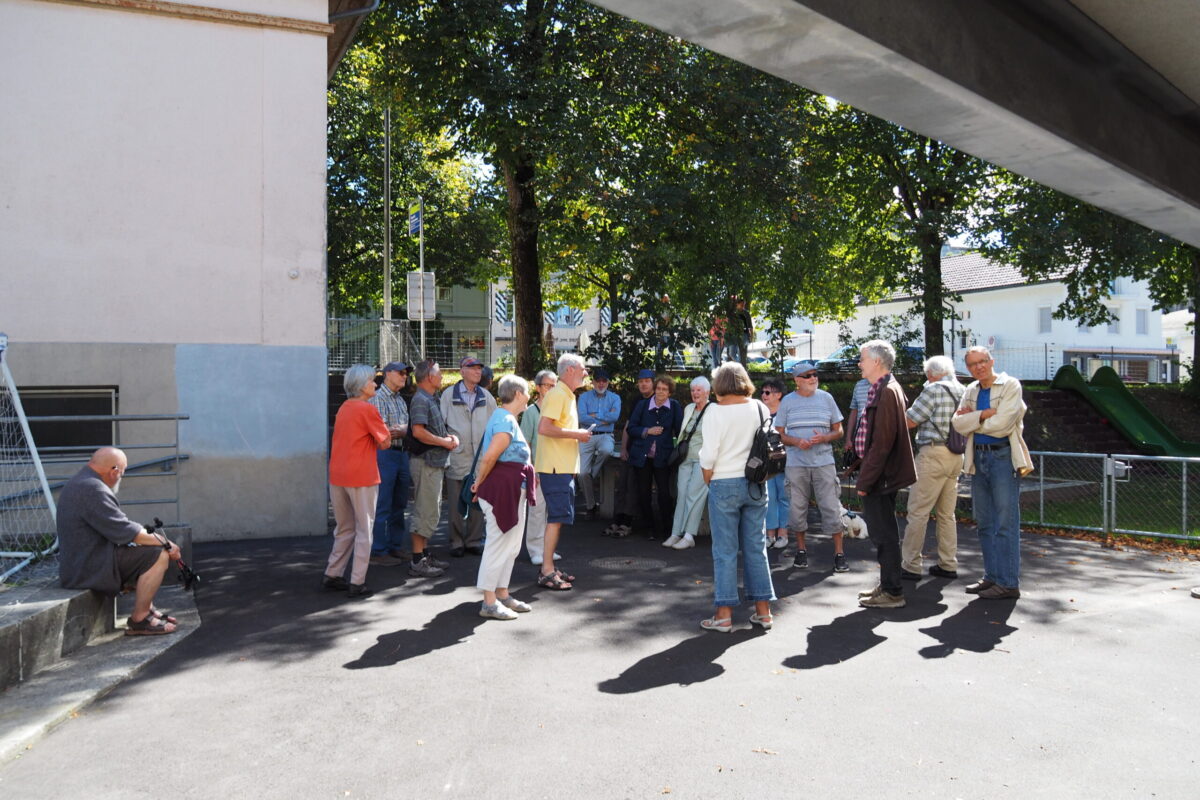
top-left (473, 375), bottom-right (538, 620)
top-left (664, 376), bottom-right (712, 550)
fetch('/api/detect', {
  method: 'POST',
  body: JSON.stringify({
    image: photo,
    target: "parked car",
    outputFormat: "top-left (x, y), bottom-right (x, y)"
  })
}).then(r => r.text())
top-left (817, 345), bottom-right (924, 378)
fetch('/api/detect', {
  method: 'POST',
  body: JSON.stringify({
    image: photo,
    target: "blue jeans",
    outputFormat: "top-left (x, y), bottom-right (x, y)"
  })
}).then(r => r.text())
top-left (371, 449), bottom-right (411, 555)
top-left (764, 472), bottom-right (790, 530)
top-left (707, 477), bottom-right (775, 607)
top-left (971, 446), bottom-right (1021, 587)
top-left (709, 340), bottom-right (723, 367)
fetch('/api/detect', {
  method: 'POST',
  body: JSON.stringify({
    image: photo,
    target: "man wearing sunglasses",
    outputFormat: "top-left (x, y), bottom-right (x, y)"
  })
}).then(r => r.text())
top-left (775, 360), bottom-right (848, 573)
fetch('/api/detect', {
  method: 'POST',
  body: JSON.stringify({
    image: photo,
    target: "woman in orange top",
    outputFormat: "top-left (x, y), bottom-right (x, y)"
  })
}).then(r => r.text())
top-left (322, 364), bottom-right (391, 599)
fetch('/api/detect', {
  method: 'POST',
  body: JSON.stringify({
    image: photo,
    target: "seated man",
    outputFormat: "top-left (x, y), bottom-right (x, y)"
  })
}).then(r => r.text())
top-left (57, 447), bottom-right (182, 635)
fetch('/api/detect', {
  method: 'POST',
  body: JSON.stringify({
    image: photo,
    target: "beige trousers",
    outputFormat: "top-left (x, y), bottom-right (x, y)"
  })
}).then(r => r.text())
top-left (326, 484), bottom-right (378, 585)
top-left (411, 457), bottom-right (446, 541)
top-left (901, 444), bottom-right (963, 573)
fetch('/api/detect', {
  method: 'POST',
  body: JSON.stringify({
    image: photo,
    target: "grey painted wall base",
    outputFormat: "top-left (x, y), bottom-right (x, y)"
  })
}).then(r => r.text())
top-left (7, 341), bottom-right (329, 542)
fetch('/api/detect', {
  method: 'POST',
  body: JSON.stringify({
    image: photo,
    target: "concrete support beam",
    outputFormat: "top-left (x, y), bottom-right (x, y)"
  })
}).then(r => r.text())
top-left (589, 0), bottom-right (1200, 247)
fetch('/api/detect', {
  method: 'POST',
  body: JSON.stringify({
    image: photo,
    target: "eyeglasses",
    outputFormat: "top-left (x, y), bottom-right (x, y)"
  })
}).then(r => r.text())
top-left (965, 360), bottom-right (990, 369)
top-left (796, 372), bottom-right (818, 380)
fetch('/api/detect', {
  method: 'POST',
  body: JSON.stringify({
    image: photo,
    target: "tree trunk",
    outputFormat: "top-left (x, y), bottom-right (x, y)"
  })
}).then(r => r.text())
top-left (502, 154), bottom-right (544, 376)
top-left (919, 232), bottom-right (946, 356)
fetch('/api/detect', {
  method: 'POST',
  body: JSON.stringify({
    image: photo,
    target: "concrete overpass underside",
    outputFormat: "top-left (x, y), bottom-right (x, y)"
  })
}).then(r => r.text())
top-left (589, 0), bottom-right (1200, 248)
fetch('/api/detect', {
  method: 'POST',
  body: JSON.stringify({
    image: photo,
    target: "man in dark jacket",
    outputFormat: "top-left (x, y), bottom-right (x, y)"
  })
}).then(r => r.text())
top-left (850, 340), bottom-right (917, 608)
top-left (57, 447), bottom-right (183, 634)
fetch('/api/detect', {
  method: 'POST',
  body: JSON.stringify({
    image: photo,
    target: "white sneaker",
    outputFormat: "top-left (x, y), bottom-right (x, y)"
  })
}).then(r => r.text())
top-left (662, 535), bottom-right (682, 548)
top-left (672, 534), bottom-right (695, 550)
top-left (771, 537), bottom-right (788, 550)
top-left (480, 602), bottom-right (519, 620)
top-left (530, 556), bottom-right (543, 566)
top-left (553, 552), bottom-right (562, 561)
top-left (499, 596), bottom-right (532, 613)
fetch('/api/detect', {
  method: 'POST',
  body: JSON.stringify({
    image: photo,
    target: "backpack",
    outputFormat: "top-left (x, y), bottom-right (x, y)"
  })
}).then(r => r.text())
top-left (745, 404), bottom-right (787, 484)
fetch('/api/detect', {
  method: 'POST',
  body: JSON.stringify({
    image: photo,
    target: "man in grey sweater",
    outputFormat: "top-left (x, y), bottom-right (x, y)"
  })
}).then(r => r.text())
top-left (57, 447), bottom-right (182, 634)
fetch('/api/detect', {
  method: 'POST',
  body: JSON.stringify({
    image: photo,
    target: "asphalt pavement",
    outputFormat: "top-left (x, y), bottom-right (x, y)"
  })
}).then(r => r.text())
top-left (1, 516), bottom-right (1197, 799)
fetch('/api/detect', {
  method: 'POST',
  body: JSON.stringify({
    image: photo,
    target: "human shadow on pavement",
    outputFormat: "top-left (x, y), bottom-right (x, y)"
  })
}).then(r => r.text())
top-left (598, 627), bottom-right (768, 694)
top-left (344, 601), bottom-right (483, 670)
top-left (782, 581), bottom-right (948, 670)
top-left (918, 598), bottom-right (1018, 658)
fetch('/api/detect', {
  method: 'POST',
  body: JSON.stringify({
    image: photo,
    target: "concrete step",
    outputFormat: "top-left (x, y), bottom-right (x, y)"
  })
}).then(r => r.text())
top-left (0, 583), bottom-right (198, 765)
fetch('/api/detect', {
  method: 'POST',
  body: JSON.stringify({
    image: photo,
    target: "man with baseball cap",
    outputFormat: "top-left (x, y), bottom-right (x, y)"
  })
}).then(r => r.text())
top-left (367, 362), bottom-right (413, 565)
top-left (440, 356), bottom-right (497, 556)
top-left (775, 359), bottom-right (849, 573)
top-left (577, 367), bottom-right (620, 516)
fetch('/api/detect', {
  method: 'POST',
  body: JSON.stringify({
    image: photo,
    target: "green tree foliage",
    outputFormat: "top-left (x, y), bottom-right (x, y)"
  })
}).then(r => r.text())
top-left (803, 104), bottom-right (995, 356)
top-left (327, 44), bottom-right (505, 317)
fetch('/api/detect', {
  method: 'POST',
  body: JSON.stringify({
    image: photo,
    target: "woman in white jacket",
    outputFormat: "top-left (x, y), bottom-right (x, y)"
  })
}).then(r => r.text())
top-left (697, 363), bottom-right (776, 632)
top-left (951, 346), bottom-right (1033, 600)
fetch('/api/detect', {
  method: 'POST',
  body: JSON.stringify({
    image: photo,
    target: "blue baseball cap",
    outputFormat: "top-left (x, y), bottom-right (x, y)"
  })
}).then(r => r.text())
top-left (791, 360), bottom-right (820, 376)
top-left (636, 369), bottom-right (655, 380)
top-left (381, 361), bottom-right (410, 374)
top-left (592, 368), bottom-right (611, 381)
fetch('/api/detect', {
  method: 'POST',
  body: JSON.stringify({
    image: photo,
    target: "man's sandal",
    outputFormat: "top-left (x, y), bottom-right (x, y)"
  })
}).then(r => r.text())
top-left (537, 572), bottom-right (573, 591)
top-left (149, 607), bottom-right (177, 625)
top-left (126, 614), bottom-right (178, 636)
top-left (554, 568), bottom-right (576, 583)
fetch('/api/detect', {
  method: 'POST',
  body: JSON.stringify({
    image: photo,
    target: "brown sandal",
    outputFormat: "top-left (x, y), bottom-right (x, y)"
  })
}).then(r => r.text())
top-left (126, 614), bottom-right (178, 636)
top-left (537, 572), bottom-right (573, 591)
top-left (150, 607), bottom-right (177, 625)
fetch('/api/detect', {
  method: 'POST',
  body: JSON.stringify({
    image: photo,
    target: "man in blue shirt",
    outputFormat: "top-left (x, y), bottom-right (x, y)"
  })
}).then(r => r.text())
top-left (577, 368), bottom-right (621, 515)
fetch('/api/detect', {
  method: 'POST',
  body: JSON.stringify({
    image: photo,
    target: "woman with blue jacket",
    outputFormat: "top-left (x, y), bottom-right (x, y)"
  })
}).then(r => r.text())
top-left (626, 375), bottom-right (683, 540)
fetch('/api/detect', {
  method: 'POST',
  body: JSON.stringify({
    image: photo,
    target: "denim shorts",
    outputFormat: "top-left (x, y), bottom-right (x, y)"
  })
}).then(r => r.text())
top-left (538, 472), bottom-right (576, 524)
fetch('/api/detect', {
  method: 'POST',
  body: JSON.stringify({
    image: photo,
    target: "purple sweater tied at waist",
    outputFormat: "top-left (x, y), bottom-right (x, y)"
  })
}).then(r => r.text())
top-left (475, 460), bottom-right (536, 532)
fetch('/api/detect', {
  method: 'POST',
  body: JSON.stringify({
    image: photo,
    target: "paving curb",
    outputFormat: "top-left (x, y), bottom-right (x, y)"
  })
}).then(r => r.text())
top-left (0, 584), bottom-right (199, 765)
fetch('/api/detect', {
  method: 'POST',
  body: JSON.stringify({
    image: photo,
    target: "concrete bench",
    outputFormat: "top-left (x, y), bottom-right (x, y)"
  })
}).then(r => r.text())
top-left (592, 455), bottom-right (710, 537)
top-left (0, 525), bottom-right (192, 692)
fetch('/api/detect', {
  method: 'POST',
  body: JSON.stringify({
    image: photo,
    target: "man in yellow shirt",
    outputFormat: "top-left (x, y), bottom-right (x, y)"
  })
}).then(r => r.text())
top-left (535, 352), bottom-right (592, 590)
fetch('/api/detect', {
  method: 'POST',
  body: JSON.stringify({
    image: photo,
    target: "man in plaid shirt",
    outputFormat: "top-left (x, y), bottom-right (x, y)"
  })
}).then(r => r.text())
top-left (901, 356), bottom-right (966, 581)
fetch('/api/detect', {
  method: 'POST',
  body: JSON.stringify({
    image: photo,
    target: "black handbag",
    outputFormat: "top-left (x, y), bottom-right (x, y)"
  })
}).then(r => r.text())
top-left (668, 403), bottom-right (708, 468)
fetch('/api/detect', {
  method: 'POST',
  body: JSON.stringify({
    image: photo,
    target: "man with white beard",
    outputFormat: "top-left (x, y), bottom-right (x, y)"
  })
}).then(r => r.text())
top-left (56, 447), bottom-right (183, 634)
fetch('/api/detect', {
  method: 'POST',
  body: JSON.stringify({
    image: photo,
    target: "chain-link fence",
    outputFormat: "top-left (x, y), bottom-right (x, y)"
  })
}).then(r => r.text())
top-left (328, 318), bottom-right (491, 372)
top-left (1024, 451), bottom-right (1200, 539)
top-left (835, 450), bottom-right (1199, 542)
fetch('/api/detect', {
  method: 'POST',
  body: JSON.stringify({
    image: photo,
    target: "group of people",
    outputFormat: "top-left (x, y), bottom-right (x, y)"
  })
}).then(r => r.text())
top-left (53, 340), bottom-right (1030, 636)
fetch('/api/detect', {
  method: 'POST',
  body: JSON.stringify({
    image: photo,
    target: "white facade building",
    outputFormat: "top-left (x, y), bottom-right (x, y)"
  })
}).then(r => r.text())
top-left (804, 252), bottom-right (1177, 382)
top-left (1, 0), bottom-right (363, 539)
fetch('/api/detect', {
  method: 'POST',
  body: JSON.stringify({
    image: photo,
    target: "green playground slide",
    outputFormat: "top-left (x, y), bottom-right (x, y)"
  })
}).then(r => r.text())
top-left (1049, 365), bottom-right (1200, 457)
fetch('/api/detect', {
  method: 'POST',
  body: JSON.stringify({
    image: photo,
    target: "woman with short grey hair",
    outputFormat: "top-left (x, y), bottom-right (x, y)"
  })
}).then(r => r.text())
top-left (664, 375), bottom-right (713, 550)
top-left (323, 364), bottom-right (391, 599)
top-left (520, 370), bottom-right (557, 566)
top-left (472, 374), bottom-right (536, 620)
